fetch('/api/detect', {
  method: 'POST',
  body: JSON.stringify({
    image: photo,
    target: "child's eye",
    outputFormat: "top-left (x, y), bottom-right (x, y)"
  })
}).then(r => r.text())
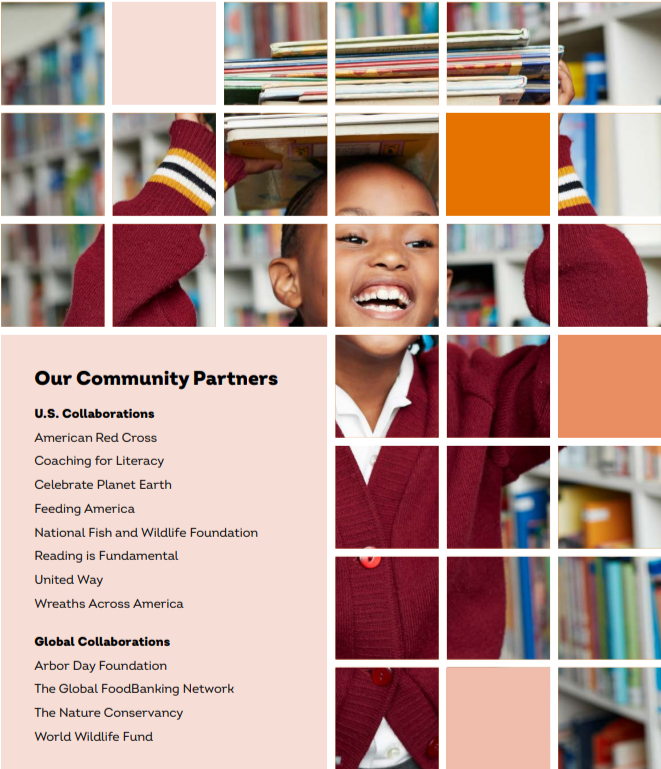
top-left (337, 233), bottom-right (367, 245)
top-left (406, 239), bottom-right (434, 248)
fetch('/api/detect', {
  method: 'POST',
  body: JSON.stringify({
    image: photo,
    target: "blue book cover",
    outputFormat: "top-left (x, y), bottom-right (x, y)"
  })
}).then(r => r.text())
top-left (648, 559), bottom-right (661, 713)
top-left (604, 558), bottom-right (627, 704)
top-left (518, 557), bottom-right (536, 659)
top-left (514, 489), bottom-right (548, 548)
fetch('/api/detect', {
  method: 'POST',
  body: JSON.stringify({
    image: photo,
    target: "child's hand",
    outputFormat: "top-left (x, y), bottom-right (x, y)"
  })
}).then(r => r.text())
top-left (243, 158), bottom-right (283, 175)
top-left (558, 61), bottom-right (575, 131)
top-left (175, 113), bottom-right (213, 132)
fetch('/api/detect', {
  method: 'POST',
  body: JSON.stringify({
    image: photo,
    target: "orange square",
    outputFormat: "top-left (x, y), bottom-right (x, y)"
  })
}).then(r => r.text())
top-left (446, 114), bottom-right (550, 215)
top-left (559, 335), bottom-right (661, 437)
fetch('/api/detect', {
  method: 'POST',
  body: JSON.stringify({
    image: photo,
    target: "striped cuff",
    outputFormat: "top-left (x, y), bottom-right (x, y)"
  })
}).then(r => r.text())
top-left (150, 148), bottom-right (216, 214)
top-left (558, 135), bottom-right (592, 212)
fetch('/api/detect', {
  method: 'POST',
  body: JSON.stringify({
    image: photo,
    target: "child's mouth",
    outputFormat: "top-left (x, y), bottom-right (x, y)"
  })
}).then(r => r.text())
top-left (352, 285), bottom-right (413, 318)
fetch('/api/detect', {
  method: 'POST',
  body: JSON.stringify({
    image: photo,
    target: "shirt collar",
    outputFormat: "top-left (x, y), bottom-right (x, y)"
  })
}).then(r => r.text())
top-left (336, 350), bottom-right (414, 437)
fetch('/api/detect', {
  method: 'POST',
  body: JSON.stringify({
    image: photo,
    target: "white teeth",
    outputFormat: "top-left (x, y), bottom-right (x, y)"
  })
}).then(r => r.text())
top-left (376, 288), bottom-right (389, 300)
top-left (388, 289), bottom-right (399, 301)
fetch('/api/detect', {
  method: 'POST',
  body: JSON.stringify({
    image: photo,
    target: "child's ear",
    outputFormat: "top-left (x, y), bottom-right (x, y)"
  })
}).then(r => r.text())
top-left (269, 257), bottom-right (303, 310)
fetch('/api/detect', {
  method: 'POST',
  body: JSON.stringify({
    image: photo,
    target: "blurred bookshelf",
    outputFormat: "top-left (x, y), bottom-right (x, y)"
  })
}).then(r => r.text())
top-left (559, 447), bottom-right (661, 549)
top-left (336, 2), bottom-right (439, 38)
top-left (559, 667), bottom-right (655, 769)
top-left (448, 2), bottom-right (549, 42)
top-left (447, 224), bottom-right (545, 328)
top-left (1, 113), bottom-right (104, 215)
top-left (501, 556), bottom-right (550, 660)
top-left (112, 113), bottom-right (172, 204)
top-left (1, 3), bottom-right (104, 106)
top-left (224, 224), bottom-right (295, 327)
top-left (225, 2), bottom-right (328, 60)
top-left (546, 2), bottom-right (661, 106)
top-left (447, 333), bottom-right (549, 356)
top-left (1, 223), bottom-right (100, 327)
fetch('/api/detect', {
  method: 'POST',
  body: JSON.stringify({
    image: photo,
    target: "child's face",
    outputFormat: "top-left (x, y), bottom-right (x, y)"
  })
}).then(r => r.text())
top-left (335, 164), bottom-right (437, 216)
top-left (335, 224), bottom-right (439, 327)
top-left (338, 334), bottom-right (420, 359)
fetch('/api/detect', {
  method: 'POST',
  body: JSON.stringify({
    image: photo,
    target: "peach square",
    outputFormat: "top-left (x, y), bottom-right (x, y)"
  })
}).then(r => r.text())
top-left (112, 3), bottom-right (215, 105)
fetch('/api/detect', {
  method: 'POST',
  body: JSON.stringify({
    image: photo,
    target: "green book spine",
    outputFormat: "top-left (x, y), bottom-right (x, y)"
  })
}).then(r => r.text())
top-left (622, 560), bottom-right (643, 706)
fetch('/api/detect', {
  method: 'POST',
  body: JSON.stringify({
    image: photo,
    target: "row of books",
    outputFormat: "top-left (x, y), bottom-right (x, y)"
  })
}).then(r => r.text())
top-left (2, 223), bottom-right (99, 268)
top-left (2, 114), bottom-right (103, 160)
top-left (501, 487), bottom-right (549, 549)
top-left (336, 2), bottom-right (439, 39)
top-left (559, 712), bottom-right (645, 769)
top-left (559, 557), bottom-right (641, 664)
top-left (224, 224), bottom-right (282, 263)
top-left (502, 556), bottom-right (549, 660)
top-left (225, 2), bottom-right (327, 60)
top-left (447, 28), bottom-right (557, 106)
top-left (559, 447), bottom-right (631, 478)
top-left (447, 284), bottom-right (496, 327)
top-left (447, 223), bottom-right (543, 254)
top-left (2, 12), bottom-right (104, 106)
top-left (448, 2), bottom-right (550, 36)
top-left (559, 488), bottom-right (633, 549)
top-left (560, 667), bottom-right (644, 710)
top-left (643, 447), bottom-right (661, 482)
top-left (6, 164), bottom-right (104, 217)
top-left (559, 3), bottom-right (627, 22)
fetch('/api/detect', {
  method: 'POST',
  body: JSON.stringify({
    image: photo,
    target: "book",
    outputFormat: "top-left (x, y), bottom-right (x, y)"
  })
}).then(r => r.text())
top-left (558, 486), bottom-right (626, 547)
top-left (447, 94), bottom-right (501, 105)
top-left (582, 499), bottom-right (633, 548)
top-left (447, 75), bottom-right (526, 105)
top-left (447, 28), bottom-right (531, 49)
top-left (514, 488), bottom-right (549, 548)
top-left (501, 556), bottom-right (549, 660)
top-left (225, 113), bottom-right (438, 211)
top-left (612, 739), bottom-right (646, 769)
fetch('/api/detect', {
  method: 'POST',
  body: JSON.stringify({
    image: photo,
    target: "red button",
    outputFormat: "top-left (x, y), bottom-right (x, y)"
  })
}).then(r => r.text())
top-left (371, 668), bottom-right (392, 687)
top-left (359, 555), bottom-right (381, 569)
top-left (425, 737), bottom-right (439, 759)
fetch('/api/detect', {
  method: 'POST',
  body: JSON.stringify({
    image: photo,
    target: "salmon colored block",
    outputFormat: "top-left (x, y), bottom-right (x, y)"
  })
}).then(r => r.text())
top-left (559, 336), bottom-right (661, 437)
top-left (446, 114), bottom-right (550, 216)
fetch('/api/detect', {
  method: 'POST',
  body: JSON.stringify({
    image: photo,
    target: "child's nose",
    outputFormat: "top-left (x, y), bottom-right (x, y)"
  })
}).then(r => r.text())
top-left (371, 247), bottom-right (409, 269)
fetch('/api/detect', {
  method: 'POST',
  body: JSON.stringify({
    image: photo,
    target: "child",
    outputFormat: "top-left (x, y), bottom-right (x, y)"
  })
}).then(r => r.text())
top-left (447, 63), bottom-right (648, 660)
top-left (65, 114), bottom-right (217, 327)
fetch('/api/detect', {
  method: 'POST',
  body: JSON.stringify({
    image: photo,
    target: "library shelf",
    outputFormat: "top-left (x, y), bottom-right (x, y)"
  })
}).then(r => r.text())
top-left (543, 2), bottom-right (661, 105)
top-left (558, 447), bottom-right (661, 547)
top-left (559, 678), bottom-right (647, 725)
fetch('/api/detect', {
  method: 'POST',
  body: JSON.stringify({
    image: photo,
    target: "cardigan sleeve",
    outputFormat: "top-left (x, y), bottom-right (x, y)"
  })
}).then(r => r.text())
top-left (114, 120), bottom-right (216, 216)
top-left (559, 134), bottom-right (596, 215)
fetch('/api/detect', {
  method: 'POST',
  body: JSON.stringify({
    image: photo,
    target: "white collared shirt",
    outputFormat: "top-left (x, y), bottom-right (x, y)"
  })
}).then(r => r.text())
top-left (336, 350), bottom-right (414, 484)
top-left (336, 353), bottom-right (415, 767)
top-left (358, 717), bottom-right (412, 768)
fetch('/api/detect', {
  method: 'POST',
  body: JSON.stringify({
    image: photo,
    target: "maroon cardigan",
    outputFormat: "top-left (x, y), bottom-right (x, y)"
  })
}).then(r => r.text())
top-left (336, 446), bottom-right (438, 548)
top-left (336, 557), bottom-right (438, 661)
top-left (63, 120), bottom-right (215, 327)
top-left (336, 668), bottom-right (438, 769)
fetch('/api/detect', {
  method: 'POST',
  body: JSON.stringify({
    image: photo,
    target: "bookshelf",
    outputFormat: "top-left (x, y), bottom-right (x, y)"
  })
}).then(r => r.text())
top-left (551, 2), bottom-right (661, 105)
top-left (501, 556), bottom-right (550, 660)
top-left (558, 447), bottom-right (661, 548)
top-left (1, 4), bottom-right (104, 106)
top-left (1, 223), bottom-right (100, 327)
top-left (224, 224), bottom-right (295, 327)
top-left (1, 113), bottom-right (104, 216)
top-left (502, 464), bottom-right (550, 548)
top-left (337, 2), bottom-right (439, 38)
top-left (447, 226), bottom-right (545, 327)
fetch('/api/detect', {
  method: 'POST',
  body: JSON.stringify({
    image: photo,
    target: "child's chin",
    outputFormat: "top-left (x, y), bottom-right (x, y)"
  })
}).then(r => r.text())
top-left (346, 335), bottom-right (415, 359)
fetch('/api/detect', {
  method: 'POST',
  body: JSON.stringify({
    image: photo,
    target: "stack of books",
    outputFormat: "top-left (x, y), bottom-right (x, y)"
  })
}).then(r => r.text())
top-left (224, 33), bottom-right (439, 105)
top-left (447, 28), bottom-right (561, 105)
